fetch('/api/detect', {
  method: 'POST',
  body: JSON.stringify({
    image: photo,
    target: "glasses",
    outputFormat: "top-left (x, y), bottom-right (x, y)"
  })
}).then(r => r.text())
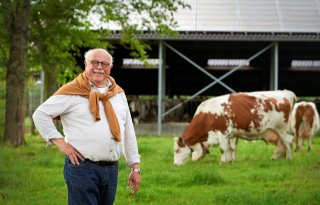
top-left (88, 60), bottom-right (111, 68)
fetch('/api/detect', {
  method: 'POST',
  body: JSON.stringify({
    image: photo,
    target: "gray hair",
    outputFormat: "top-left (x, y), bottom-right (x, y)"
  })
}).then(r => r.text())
top-left (84, 48), bottom-right (113, 64)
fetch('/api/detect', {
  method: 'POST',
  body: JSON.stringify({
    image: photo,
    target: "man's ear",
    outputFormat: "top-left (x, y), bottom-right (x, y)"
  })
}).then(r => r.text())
top-left (84, 60), bottom-right (88, 67)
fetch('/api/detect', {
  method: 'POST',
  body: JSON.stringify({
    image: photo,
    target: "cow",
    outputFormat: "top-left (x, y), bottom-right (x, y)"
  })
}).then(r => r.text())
top-left (290, 101), bottom-right (320, 152)
top-left (173, 90), bottom-right (296, 165)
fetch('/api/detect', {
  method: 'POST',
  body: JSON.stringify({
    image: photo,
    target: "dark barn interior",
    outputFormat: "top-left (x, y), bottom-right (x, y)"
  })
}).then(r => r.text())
top-left (109, 38), bottom-right (320, 97)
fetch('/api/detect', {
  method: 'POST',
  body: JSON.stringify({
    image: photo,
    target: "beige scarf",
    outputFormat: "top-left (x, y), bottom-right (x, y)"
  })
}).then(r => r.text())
top-left (54, 72), bottom-right (124, 142)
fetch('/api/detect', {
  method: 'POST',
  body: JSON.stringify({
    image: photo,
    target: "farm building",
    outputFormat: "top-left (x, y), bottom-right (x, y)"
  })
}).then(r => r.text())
top-left (103, 0), bottom-right (320, 134)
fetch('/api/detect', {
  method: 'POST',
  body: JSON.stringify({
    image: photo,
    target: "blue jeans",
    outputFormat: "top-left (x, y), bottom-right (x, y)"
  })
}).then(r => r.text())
top-left (64, 157), bottom-right (119, 205)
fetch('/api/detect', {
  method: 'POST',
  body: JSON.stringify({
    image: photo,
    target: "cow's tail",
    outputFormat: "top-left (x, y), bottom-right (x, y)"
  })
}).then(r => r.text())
top-left (299, 116), bottom-right (312, 139)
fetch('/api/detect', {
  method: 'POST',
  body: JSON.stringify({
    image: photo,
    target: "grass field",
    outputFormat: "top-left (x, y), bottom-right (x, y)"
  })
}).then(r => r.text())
top-left (1, 134), bottom-right (320, 205)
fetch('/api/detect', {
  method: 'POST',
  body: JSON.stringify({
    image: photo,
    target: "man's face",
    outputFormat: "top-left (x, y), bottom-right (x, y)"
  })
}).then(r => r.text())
top-left (84, 50), bottom-right (113, 87)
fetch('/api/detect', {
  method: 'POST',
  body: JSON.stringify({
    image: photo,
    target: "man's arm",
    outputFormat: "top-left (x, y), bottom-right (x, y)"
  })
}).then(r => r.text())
top-left (32, 95), bottom-right (84, 164)
top-left (122, 94), bottom-right (141, 195)
top-left (32, 109), bottom-right (64, 146)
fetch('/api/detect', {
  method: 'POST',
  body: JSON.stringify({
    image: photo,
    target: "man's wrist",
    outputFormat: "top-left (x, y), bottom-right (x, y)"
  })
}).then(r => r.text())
top-left (130, 167), bottom-right (141, 174)
top-left (50, 138), bottom-right (64, 145)
top-left (50, 138), bottom-right (66, 149)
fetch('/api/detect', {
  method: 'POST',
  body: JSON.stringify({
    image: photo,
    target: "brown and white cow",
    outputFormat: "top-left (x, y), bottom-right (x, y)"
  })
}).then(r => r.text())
top-left (173, 90), bottom-right (296, 165)
top-left (290, 101), bottom-right (320, 152)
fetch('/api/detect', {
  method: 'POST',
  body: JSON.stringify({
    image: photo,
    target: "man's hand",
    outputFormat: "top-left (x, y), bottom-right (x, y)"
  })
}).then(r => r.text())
top-left (50, 138), bottom-right (84, 165)
top-left (128, 164), bottom-right (141, 195)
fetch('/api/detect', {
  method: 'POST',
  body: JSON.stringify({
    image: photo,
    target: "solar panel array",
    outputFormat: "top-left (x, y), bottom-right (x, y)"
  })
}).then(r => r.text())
top-left (174, 0), bottom-right (320, 33)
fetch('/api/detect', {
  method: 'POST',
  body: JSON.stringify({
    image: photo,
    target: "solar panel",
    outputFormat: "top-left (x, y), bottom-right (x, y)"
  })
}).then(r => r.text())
top-left (174, 0), bottom-right (320, 33)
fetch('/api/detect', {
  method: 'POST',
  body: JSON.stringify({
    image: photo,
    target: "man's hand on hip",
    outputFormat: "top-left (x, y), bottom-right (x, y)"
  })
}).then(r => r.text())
top-left (50, 138), bottom-right (84, 165)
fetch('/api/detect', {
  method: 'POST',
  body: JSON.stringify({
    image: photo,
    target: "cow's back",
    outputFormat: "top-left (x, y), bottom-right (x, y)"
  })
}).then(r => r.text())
top-left (291, 101), bottom-right (320, 138)
top-left (223, 90), bottom-right (296, 134)
top-left (184, 90), bottom-right (296, 143)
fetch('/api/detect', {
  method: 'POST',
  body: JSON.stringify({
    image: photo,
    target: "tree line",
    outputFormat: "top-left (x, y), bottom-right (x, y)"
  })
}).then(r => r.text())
top-left (0, 0), bottom-right (189, 147)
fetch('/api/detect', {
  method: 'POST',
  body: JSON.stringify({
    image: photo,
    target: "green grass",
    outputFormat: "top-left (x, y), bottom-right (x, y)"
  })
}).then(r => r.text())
top-left (1, 135), bottom-right (320, 205)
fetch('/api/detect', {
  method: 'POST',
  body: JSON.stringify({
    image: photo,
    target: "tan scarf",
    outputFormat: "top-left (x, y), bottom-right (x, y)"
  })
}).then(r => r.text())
top-left (53, 72), bottom-right (124, 142)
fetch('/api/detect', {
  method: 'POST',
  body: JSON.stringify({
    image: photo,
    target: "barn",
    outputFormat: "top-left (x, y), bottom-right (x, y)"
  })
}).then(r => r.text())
top-left (102, 0), bottom-right (320, 134)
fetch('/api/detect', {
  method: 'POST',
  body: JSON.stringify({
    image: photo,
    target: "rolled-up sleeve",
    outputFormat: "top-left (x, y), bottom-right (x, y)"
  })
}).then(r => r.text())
top-left (32, 95), bottom-right (70, 146)
top-left (122, 96), bottom-right (141, 166)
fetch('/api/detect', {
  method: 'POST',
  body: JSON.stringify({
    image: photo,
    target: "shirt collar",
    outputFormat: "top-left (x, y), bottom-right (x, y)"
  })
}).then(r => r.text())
top-left (88, 79), bottom-right (112, 89)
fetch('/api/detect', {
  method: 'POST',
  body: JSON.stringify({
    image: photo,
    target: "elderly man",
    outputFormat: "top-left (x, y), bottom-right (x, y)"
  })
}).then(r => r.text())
top-left (33, 48), bottom-right (141, 205)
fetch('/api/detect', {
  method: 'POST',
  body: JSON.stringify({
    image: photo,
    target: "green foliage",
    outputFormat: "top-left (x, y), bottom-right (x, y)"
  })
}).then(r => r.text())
top-left (2, 0), bottom-right (190, 85)
top-left (28, 0), bottom-right (103, 83)
top-left (1, 134), bottom-right (320, 205)
top-left (0, 81), bottom-right (5, 139)
top-left (0, 2), bottom-right (9, 81)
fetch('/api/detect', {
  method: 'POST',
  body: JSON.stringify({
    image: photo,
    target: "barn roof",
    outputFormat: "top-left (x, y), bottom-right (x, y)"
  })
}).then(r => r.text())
top-left (174, 0), bottom-right (320, 33)
top-left (105, 0), bottom-right (320, 42)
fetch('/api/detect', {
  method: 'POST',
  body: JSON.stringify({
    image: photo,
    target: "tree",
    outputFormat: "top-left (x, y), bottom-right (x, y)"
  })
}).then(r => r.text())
top-left (2, 0), bottom-right (30, 146)
top-left (29, 0), bottom-right (103, 100)
top-left (0, 0), bottom-right (189, 146)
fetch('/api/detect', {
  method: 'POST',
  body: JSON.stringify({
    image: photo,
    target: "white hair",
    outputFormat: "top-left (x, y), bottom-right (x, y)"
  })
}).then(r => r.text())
top-left (84, 48), bottom-right (113, 64)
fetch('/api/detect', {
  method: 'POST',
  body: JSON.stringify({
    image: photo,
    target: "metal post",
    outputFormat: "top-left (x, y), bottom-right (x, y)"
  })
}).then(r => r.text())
top-left (157, 41), bottom-right (165, 135)
top-left (270, 42), bottom-right (279, 90)
top-left (274, 42), bottom-right (279, 90)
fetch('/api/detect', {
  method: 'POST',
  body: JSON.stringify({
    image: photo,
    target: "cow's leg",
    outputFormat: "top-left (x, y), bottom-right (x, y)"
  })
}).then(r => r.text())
top-left (229, 138), bottom-right (238, 162)
top-left (225, 148), bottom-right (233, 163)
top-left (307, 137), bottom-right (312, 152)
top-left (294, 135), bottom-right (300, 152)
top-left (295, 136), bottom-right (302, 152)
top-left (279, 131), bottom-right (293, 160)
top-left (219, 136), bottom-right (232, 164)
top-left (299, 137), bottom-right (304, 151)
top-left (191, 143), bottom-right (207, 161)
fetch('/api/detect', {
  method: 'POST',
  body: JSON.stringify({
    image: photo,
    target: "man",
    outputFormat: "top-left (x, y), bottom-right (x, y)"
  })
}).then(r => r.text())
top-left (33, 48), bottom-right (141, 205)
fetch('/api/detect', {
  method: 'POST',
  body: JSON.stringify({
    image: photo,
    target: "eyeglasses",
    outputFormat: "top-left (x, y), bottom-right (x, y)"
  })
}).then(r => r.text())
top-left (88, 60), bottom-right (111, 68)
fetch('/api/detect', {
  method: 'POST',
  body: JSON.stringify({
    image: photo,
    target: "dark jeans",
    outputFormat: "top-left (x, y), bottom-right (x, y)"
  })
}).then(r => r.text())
top-left (64, 157), bottom-right (119, 205)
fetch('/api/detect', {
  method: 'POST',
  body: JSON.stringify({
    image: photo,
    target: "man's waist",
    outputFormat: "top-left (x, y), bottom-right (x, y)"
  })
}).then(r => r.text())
top-left (85, 159), bottom-right (118, 166)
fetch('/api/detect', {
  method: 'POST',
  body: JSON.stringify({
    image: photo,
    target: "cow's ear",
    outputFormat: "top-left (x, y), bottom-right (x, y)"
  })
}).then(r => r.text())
top-left (173, 137), bottom-right (179, 142)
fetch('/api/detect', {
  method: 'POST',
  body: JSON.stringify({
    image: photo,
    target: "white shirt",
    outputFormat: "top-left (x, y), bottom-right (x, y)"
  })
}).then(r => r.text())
top-left (32, 84), bottom-right (140, 166)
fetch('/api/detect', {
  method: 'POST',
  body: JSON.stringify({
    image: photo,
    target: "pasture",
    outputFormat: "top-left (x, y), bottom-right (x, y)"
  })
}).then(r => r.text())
top-left (1, 134), bottom-right (320, 205)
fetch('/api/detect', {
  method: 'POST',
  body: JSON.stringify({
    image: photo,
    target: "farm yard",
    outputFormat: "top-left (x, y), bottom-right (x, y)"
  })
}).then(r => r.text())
top-left (1, 1), bottom-right (320, 205)
top-left (1, 133), bottom-right (320, 205)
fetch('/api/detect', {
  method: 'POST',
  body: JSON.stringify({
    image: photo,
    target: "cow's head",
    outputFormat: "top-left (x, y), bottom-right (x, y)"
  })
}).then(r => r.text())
top-left (173, 137), bottom-right (210, 165)
top-left (173, 137), bottom-right (192, 165)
